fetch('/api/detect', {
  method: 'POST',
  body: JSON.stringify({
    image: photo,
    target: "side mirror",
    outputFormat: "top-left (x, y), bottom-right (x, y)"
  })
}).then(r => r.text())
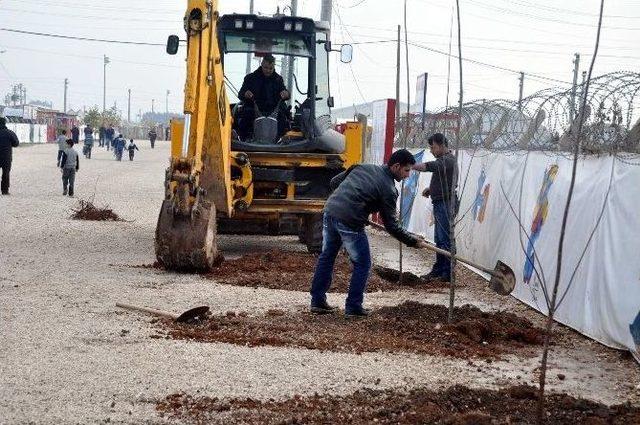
top-left (340, 44), bottom-right (353, 63)
top-left (327, 96), bottom-right (334, 108)
top-left (166, 35), bottom-right (180, 55)
top-left (324, 40), bottom-right (332, 52)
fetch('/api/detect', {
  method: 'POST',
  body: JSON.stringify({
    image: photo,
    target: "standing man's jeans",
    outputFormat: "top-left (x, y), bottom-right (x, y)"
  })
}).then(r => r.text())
top-left (310, 213), bottom-right (372, 312)
top-left (431, 199), bottom-right (453, 279)
top-left (62, 168), bottom-right (76, 196)
top-left (0, 160), bottom-right (11, 194)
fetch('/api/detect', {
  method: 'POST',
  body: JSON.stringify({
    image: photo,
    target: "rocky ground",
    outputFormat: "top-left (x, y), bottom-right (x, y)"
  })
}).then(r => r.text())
top-left (1, 142), bottom-right (638, 424)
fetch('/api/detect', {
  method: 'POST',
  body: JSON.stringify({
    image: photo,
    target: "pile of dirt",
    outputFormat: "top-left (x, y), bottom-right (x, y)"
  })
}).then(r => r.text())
top-left (202, 250), bottom-right (450, 292)
top-left (159, 301), bottom-right (544, 359)
top-left (156, 383), bottom-right (640, 424)
top-left (70, 199), bottom-right (123, 221)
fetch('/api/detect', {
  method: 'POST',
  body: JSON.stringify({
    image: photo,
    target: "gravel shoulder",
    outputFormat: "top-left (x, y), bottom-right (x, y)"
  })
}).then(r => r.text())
top-left (0, 143), bottom-right (638, 424)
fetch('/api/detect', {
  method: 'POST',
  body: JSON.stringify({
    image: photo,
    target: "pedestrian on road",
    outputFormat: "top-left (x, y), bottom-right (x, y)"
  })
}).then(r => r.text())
top-left (113, 134), bottom-right (126, 161)
top-left (98, 125), bottom-right (106, 147)
top-left (127, 139), bottom-right (139, 161)
top-left (148, 128), bottom-right (157, 149)
top-left (0, 117), bottom-right (20, 195)
top-left (83, 125), bottom-right (94, 159)
top-left (105, 126), bottom-right (115, 151)
top-left (412, 133), bottom-right (459, 283)
top-left (309, 149), bottom-right (429, 317)
top-left (60, 139), bottom-right (79, 197)
top-left (71, 125), bottom-right (80, 145)
top-left (55, 129), bottom-right (68, 167)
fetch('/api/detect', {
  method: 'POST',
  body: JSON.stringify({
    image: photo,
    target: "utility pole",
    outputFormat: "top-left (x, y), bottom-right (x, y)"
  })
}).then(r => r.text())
top-left (420, 73), bottom-right (428, 130)
top-left (245, 0), bottom-right (255, 74)
top-left (127, 89), bottom-right (131, 122)
top-left (151, 98), bottom-right (155, 113)
top-left (518, 72), bottom-right (524, 111)
top-left (285, 0), bottom-right (298, 93)
top-left (395, 25), bottom-right (401, 127)
top-left (22, 86), bottom-right (27, 105)
top-left (320, 0), bottom-right (332, 24)
top-left (165, 89), bottom-right (170, 114)
top-left (64, 78), bottom-right (68, 113)
top-left (103, 55), bottom-right (110, 112)
top-left (569, 53), bottom-right (580, 122)
top-left (580, 70), bottom-right (588, 102)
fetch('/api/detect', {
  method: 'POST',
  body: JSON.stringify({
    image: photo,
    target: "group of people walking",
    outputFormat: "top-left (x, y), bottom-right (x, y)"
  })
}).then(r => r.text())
top-left (51, 125), bottom-right (143, 197)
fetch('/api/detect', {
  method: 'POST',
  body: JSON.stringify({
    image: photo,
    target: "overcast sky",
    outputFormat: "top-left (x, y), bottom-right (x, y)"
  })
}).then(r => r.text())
top-left (1, 0), bottom-right (638, 118)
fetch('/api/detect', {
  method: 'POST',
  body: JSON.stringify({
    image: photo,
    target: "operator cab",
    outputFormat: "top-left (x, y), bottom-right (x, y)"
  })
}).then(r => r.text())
top-left (217, 14), bottom-right (351, 153)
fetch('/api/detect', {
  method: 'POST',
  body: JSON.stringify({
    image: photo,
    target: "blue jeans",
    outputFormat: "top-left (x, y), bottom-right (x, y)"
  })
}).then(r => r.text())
top-left (310, 213), bottom-right (371, 312)
top-left (431, 199), bottom-right (452, 279)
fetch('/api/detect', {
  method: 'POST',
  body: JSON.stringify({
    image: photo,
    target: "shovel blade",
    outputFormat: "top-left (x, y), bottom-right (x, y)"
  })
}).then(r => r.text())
top-left (489, 261), bottom-right (516, 295)
top-left (176, 306), bottom-right (210, 323)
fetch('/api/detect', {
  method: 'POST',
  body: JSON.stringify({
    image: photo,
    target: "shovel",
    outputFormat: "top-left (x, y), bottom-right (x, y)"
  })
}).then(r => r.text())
top-left (116, 302), bottom-right (210, 323)
top-left (419, 241), bottom-right (516, 295)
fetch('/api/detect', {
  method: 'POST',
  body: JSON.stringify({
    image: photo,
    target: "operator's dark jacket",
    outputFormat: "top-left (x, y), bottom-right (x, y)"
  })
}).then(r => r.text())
top-left (324, 164), bottom-right (418, 247)
top-left (0, 124), bottom-right (20, 164)
top-left (238, 67), bottom-right (286, 115)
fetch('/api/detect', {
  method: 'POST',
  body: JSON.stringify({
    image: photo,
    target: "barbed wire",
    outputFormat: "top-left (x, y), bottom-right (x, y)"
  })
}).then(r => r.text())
top-left (396, 71), bottom-right (640, 162)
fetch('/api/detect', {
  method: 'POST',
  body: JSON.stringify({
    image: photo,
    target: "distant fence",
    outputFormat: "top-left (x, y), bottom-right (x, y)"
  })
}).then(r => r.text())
top-left (5, 122), bottom-right (49, 144)
top-left (7, 122), bottom-right (170, 144)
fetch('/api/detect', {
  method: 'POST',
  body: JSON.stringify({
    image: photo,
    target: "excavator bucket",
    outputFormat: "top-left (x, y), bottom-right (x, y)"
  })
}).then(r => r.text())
top-left (155, 199), bottom-right (221, 271)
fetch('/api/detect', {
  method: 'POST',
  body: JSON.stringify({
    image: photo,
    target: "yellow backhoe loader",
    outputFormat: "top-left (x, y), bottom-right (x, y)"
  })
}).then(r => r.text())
top-left (156, 1), bottom-right (364, 270)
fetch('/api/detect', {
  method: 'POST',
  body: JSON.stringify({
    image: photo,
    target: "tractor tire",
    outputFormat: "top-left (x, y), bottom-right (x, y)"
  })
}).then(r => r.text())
top-left (302, 214), bottom-right (323, 254)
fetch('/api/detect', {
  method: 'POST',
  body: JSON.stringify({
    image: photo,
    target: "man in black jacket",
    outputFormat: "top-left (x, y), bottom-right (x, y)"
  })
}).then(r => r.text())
top-left (310, 149), bottom-right (429, 317)
top-left (412, 133), bottom-right (458, 283)
top-left (237, 54), bottom-right (290, 140)
top-left (0, 117), bottom-right (20, 195)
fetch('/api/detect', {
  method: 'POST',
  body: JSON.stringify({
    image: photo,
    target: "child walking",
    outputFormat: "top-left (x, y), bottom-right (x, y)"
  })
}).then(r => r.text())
top-left (59, 139), bottom-right (79, 197)
top-left (127, 139), bottom-right (139, 161)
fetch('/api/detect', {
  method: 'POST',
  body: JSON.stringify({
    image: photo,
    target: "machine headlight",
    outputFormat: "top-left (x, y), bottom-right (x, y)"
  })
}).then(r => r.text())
top-left (284, 21), bottom-right (292, 31)
top-left (235, 19), bottom-right (243, 29)
top-left (294, 22), bottom-right (303, 31)
top-left (246, 20), bottom-right (254, 29)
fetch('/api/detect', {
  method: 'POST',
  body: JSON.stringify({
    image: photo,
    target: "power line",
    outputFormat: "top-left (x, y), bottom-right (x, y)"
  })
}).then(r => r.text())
top-left (0, 28), bottom-right (164, 46)
top-left (3, 0), bottom-right (182, 15)
top-left (464, 0), bottom-right (640, 30)
top-left (0, 6), bottom-right (178, 23)
top-left (407, 40), bottom-right (573, 85)
top-left (495, 0), bottom-right (638, 20)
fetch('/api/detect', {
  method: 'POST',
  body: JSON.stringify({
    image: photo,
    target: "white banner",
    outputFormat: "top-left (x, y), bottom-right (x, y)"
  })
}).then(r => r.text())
top-left (369, 100), bottom-right (393, 165)
top-left (401, 149), bottom-right (640, 362)
top-left (6, 123), bottom-right (47, 144)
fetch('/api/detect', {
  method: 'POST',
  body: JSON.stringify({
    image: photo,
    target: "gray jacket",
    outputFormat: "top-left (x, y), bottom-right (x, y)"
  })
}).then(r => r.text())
top-left (324, 164), bottom-right (418, 247)
top-left (424, 152), bottom-right (458, 202)
top-left (56, 135), bottom-right (67, 151)
top-left (60, 148), bottom-right (79, 170)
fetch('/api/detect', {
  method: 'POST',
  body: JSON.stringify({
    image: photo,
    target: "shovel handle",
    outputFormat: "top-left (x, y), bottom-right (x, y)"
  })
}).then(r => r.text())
top-left (368, 221), bottom-right (501, 278)
top-left (116, 302), bottom-right (178, 320)
top-left (420, 242), bottom-right (498, 277)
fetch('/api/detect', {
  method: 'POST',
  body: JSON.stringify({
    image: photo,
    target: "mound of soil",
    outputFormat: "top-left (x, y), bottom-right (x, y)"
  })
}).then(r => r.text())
top-left (202, 250), bottom-right (450, 292)
top-left (156, 384), bottom-right (640, 424)
top-left (159, 302), bottom-right (544, 359)
top-left (71, 199), bottom-right (123, 221)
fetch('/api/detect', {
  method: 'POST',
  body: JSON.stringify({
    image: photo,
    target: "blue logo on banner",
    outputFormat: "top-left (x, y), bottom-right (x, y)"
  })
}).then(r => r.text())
top-left (400, 150), bottom-right (425, 228)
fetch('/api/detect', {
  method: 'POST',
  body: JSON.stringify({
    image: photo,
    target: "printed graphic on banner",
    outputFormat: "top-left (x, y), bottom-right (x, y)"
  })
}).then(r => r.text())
top-left (630, 311), bottom-right (640, 348)
top-left (523, 164), bottom-right (559, 284)
top-left (472, 168), bottom-right (491, 223)
top-left (400, 150), bottom-right (425, 228)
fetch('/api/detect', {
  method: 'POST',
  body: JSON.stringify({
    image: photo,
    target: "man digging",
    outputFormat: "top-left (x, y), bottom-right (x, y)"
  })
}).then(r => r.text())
top-left (310, 149), bottom-right (429, 317)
